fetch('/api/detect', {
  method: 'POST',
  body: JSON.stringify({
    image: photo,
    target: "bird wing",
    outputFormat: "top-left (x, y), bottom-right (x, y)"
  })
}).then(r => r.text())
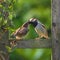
top-left (41, 24), bottom-right (48, 35)
top-left (39, 22), bottom-right (47, 34)
top-left (35, 23), bottom-right (48, 36)
top-left (41, 24), bottom-right (46, 29)
top-left (18, 27), bottom-right (27, 34)
top-left (16, 27), bottom-right (29, 36)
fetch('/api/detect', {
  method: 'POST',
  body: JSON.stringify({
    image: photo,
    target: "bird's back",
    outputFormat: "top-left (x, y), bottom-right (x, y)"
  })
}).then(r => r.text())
top-left (12, 26), bottom-right (29, 37)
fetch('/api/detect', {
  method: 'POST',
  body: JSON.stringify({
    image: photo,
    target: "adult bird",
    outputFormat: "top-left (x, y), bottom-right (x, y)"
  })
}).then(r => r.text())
top-left (11, 21), bottom-right (30, 40)
top-left (29, 18), bottom-right (49, 39)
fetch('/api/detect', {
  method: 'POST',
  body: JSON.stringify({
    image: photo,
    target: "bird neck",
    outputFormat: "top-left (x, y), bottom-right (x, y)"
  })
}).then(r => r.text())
top-left (30, 21), bottom-right (38, 27)
top-left (23, 22), bottom-right (29, 27)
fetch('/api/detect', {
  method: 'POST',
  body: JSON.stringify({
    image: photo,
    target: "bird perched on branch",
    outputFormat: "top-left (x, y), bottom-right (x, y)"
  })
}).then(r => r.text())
top-left (11, 21), bottom-right (30, 40)
top-left (29, 18), bottom-right (49, 39)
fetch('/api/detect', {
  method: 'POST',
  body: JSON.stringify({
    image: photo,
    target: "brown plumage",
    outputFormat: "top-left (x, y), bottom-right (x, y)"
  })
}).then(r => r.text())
top-left (11, 21), bottom-right (30, 39)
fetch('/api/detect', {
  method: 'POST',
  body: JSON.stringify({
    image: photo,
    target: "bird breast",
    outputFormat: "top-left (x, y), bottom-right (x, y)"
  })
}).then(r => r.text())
top-left (35, 23), bottom-right (48, 36)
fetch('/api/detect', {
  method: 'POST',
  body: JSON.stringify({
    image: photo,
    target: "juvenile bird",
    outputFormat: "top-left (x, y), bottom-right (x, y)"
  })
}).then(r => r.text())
top-left (11, 21), bottom-right (30, 40)
top-left (29, 18), bottom-right (49, 39)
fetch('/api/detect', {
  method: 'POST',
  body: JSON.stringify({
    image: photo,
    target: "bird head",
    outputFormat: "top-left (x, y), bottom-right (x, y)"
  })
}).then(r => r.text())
top-left (29, 18), bottom-right (38, 27)
top-left (29, 18), bottom-right (37, 23)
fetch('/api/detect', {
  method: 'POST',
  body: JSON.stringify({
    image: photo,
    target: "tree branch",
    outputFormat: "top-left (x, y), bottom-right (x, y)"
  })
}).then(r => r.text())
top-left (9, 39), bottom-right (51, 48)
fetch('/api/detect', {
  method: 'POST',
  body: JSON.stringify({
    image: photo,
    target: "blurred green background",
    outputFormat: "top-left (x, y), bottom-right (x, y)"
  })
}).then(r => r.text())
top-left (9, 0), bottom-right (51, 60)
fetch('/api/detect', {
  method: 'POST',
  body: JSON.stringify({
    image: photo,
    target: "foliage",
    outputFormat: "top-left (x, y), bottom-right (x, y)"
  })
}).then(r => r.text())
top-left (10, 49), bottom-right (51, 60)
top-left (0, 0), bottom-right (15, 32)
